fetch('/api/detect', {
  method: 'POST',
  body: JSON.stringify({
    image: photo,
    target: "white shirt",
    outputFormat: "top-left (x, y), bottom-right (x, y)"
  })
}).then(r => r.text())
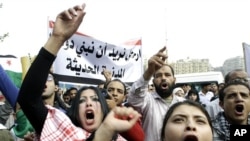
top-left (199, 91), bottom-right (214, 106)
top-left (205, 98), bottom-right (223, 120)
top-left (127, 76), bottom-right (185, 141)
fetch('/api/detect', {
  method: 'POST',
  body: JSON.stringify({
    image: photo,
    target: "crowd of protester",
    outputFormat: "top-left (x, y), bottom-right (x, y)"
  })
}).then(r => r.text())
top-left (1, 2), bottom-right (250, 141)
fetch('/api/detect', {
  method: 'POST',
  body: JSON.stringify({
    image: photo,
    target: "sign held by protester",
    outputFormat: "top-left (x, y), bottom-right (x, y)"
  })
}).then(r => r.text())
top-left (48, 21), bottom-right (143, 85)
top-left (242, 42), bottom-right (250, 77)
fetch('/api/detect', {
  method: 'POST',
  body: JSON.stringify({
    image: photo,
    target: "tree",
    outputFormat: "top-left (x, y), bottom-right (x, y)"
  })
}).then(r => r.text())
top-left (0, 2), bottom-right (9, 42)
top-left (0, 33), bottom-right (9, 42)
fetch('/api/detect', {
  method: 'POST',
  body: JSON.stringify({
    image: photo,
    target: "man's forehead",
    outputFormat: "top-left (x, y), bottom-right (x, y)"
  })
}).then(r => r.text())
top-left (156, 66), bottom-right (172, 73)
top-left (230, 71), bottom-right (248, 78)
top-left (224, 84), bottom-right (249, 93)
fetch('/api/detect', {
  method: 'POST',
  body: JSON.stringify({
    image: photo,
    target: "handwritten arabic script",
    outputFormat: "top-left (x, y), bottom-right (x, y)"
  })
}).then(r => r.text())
top-left (62, 38), bottom-right (141, 61)
top-left (66, 57), bottom-right (125, 78)
top-left (49, 22), bottom-right (143, 82)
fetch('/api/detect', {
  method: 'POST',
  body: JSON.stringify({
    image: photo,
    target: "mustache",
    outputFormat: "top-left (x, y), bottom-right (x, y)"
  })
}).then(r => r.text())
top-left (161, 79), bottom-right (167, 83)
top-left (160, 79), bottom-right (168, 86)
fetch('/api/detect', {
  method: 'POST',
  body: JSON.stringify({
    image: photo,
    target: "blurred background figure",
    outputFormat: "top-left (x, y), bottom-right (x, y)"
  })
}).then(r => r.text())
top-left (180, 83), bottom-right (191, 96)
top-left (172, 87), bottom-right (185, 98)
top-left (148, 84), bottom-right (155, 92)
top-left (187, 89), bottom-right (201, 104)
top-left (62, 91), bottom-right (71, 107)
top-left (198, 82), bottom-right (214, 106)
top-left (210, 82), bottom-right (219, 102)
top-left (218, 82), bottom-right (225, 91)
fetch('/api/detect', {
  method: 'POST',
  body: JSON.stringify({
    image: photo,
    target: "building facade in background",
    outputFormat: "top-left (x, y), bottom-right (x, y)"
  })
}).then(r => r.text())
top-left (143, 55), bottom-right (246, 78)
top-left (169, 58), bottom-right (213, 74)
top-left (222, 56), bottom-right (245, 76)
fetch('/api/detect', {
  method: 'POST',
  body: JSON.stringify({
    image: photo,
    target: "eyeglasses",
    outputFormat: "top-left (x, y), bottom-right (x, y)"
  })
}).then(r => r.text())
top-left (230, 78), bottom-right (249, 83)
top-left (47, 74), bottom-right (54, 81)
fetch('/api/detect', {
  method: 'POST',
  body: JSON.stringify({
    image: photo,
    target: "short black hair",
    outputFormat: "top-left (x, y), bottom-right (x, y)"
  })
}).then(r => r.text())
top-left (68, 87), bottom-right (78, 91)
top-left (219, 80), bottom-right (250, 102)
top-left (187, 89), bottom-right (200, 102)
top-left (104, 79), bottom-right (127, 95)
top-left (200, 82), bottom-right (211, 88)
top-left (181, 83), bottom-right (191, 86)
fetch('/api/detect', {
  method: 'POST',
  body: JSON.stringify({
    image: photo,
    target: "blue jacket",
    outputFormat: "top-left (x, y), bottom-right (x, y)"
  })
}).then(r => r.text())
top-left (0, 64), bottom-right (19, 108)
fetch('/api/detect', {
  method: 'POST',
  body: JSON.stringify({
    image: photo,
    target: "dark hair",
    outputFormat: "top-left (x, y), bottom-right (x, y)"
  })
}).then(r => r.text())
top-left (104, 79), bottom-right (127, 95)
top-left (68, 87), bottom-right (78, 92)
top-left (218, 83), bottom-right (225, 87)
top-left (153, 64), bottom-right (175, 77)
top-left (48, 72), bottom-right (68, 111)
top-left (187, 89), bottom-right (200, 103)
top-left (200, 82), bottom-right (211, 88)
top-left (67, 86), bottom-right (110, 129)
top-left (181, 83), bottom-right (191, 87)
top-left (211, 82), bottom-right (219, 87)
top-left (63, 91), bottom-right (70, 97)
top-left (161, 100), bottom-right (213, 141)
top-left (219, 80), bottom-right (250, 102)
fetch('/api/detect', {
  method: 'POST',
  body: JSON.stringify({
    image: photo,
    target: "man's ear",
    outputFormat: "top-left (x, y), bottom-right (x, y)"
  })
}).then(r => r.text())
top-left (123, 94), bottom-right (127, 102)
top-left (219, 100), bottom-right (224, 109)
top-left (55, 85), bottom-right (59, 92)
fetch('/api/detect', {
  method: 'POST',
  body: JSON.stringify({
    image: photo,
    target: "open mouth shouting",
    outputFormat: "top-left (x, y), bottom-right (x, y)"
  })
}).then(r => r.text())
top-left (235, 104), bottom-right (244, 116)
top-left (183, 135), bottom-right (198, 141)
top-left (85, 110), bottom-right (95, 124)
top-left (161, 81), bottom-right (169, 90)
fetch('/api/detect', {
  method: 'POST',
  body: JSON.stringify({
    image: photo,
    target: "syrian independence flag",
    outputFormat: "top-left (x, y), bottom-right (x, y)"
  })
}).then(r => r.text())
top-left (0, 55), bottom-right (22, 88)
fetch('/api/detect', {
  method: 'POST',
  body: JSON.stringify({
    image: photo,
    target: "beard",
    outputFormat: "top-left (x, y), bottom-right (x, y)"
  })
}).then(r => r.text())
top-left (154, 81), bottom-right (175, 99)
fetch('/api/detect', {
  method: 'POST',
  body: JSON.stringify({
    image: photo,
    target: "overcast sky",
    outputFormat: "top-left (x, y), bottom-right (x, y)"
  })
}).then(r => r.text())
top-left (1, 0), bottom-right (250, 67)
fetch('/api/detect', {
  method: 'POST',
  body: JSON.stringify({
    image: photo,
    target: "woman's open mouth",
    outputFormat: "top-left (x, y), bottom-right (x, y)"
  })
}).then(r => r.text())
top-left (85, 110), bottom-right (95, 124)
top-left (183, 135), bottom-right (198, 141)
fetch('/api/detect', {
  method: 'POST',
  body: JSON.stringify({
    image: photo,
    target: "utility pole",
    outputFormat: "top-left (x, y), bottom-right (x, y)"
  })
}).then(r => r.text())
top-left (163, 7), bottom-right (168, 64)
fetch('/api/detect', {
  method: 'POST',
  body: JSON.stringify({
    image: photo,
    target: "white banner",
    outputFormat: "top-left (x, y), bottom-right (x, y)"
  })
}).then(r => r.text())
top-left (242, 42), bottom-right (250, 77)
top-left (48, 21), bottom-right (143, 85)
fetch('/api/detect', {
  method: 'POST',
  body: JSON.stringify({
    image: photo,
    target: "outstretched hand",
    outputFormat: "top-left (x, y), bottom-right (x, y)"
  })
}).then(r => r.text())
top-left (92, 107), bottom-right (141, 141)
top-left (44, 3), bottom-right (87, 55)
top-left (52, 3), bottom-right (86, 42)
top-left (103, 106), bottom-right (141, 132)
top-left (102, 68), bottom-right (112, 82)
top-left (143, 46), bottom-right (168, 80)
